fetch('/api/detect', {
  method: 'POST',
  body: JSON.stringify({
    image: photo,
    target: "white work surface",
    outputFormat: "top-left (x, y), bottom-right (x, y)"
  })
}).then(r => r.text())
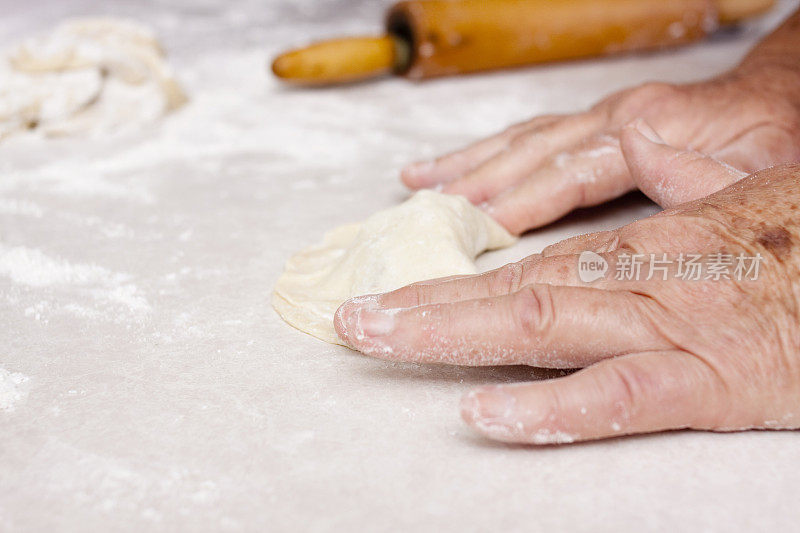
top-left (1, 0), bottom-right (799, 531)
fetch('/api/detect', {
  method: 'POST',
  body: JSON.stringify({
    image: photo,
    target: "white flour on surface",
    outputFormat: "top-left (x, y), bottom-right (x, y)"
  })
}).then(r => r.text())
top-left (0, 244), bottom-right (149, 314)
top-left (0, 198), bottom-right (44, 217)
top-left (0, 1), bottom-right (798, 531)
top-left (0, 366), bottom-right (30, 412)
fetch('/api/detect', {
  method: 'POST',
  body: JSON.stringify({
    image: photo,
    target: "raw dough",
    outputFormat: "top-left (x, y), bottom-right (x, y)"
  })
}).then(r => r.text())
top-left (273, 190), bottom-right (516, 344)
top-left (0, 18), bottom-right (186, 140)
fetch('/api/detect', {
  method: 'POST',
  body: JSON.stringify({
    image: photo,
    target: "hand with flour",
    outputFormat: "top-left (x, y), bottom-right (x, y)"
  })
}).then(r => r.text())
top-left (401, 9), bottom-right (800, 235)
top-left (335, 126), bottom-right (800, 444)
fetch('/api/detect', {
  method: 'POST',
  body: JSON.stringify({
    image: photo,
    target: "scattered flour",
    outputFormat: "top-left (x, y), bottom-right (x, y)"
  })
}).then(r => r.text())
top-left (0, 244), bottom-right (150, 314)
top-left (0, 244), bottom-right (120, 287)
top-left (0, 366), bottom-right (30, 412)
top-left (1, 161), bottom-right (155, 203)
top-left (0, 197), bottom-right (44, 217)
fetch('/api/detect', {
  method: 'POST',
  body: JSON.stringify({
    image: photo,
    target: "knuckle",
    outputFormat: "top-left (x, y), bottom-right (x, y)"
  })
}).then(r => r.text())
top-left (492, 261), bottom-right (526, 294)
top-left (635, 81), bottom-right (679, 99)
top-left (788, 107), bottom-right (800, 147)
top-left (540, 241), bottom-right (566, 256)
top-left (399, 283), bottom-right (426, 307)
top-left (504, 121), bottom-right (531, 137)
top-left (746, 90), bottom-right (800, 133)
top-left (608, 82), bottom-right (680, 123)
top-left (513, 285), bottom-right (554, 339)
top-left (616, 214), bottom-right (709, 254)
top-left (759, 110), bottom-right (800, 163)
top-left (508, 131), bottom-right (537, 150)
top-left (611, 230), bottom-right (646, 255)
top-left (604, 361), bottom-right (653, 422)
top-left (604, 356), bottom-right (731, 431)
top-left (593, 231), bottom-right (621, 253)
top-left (535, 389), bottom-right (564, 428)
top-left (504, 115), bottom-right (560, 138)
top-left (541, 230), bottom-right (620, 256)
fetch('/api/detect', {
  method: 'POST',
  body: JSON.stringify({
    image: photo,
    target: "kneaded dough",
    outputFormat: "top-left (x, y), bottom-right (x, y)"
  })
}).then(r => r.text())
top-left (0, 18), bottom-right (186, 140)
top-left (273, 190), bottom-right (516, 344)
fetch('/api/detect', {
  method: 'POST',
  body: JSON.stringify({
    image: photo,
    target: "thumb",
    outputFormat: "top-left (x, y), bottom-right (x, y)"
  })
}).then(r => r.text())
top-left (460, 350), bottom-right (725, 444)
top-left (620, 119), bottom-right (746, 208)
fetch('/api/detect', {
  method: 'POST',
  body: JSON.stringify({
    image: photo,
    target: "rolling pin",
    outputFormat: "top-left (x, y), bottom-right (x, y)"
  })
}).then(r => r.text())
top-left (271, 0), bottom-right (774, 85)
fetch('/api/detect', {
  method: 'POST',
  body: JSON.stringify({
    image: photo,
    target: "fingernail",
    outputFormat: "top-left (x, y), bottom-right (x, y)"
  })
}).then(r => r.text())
top-left (335, 295), bottom-right (381, 343)
top-left (335, 297), bottom-right (363, 326)
top-left (462, 387), bottom-right (517, 423)
top-left (354, 308), bottom-right (396, 338)
top-left (632, 119), bottom-right (665, 145)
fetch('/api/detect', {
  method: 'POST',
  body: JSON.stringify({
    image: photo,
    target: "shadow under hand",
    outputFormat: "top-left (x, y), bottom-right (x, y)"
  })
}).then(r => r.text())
top-left (456, 426), bottom-right (691, 451)
top-left (357, 360), bottom-right (577, 387)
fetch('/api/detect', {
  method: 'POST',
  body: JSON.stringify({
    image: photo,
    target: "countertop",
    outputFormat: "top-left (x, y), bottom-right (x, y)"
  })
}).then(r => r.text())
top-left (1, 0), bottom-right (798, 531)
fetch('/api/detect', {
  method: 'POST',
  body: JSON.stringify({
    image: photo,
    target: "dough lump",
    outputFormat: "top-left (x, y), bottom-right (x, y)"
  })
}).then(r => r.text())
top-left (0, 18), bottom-right (186, 140)
top-left (273, 190), bottom-right (516, 344)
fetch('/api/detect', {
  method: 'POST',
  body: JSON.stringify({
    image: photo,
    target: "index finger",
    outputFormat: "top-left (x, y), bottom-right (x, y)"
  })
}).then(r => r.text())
top-left (334, 283), bottom-right (672, 367)
top-left (401, 116), bottom-right (561, 189)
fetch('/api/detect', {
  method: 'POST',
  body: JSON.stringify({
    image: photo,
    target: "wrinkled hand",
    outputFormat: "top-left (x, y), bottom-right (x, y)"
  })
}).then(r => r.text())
top-left (335, 129), bottom-right (800, 444)
top-left (402, 72), bottom-right (800, 235)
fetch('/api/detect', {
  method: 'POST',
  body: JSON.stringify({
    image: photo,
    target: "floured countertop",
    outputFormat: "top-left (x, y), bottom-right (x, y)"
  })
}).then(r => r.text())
top-left (1, 0), bottom-right (799, 531)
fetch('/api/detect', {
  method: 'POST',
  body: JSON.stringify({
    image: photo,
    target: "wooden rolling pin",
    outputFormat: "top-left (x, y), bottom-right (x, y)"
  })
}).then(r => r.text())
top-left (271, 0), bottom-right (774, 85)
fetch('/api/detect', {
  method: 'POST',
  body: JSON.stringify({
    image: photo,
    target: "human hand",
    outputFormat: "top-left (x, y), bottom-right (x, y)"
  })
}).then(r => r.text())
top-left (401, 70), bottom-right (800, 235)
top-left (336, 129), bottom-right (800, 444)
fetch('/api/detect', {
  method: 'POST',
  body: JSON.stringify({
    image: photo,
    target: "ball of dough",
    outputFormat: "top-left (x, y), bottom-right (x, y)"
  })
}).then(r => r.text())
top-left (0, 17), bottom-right (187, 140)
top-left (273, 190), bottom-right (516, 344)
